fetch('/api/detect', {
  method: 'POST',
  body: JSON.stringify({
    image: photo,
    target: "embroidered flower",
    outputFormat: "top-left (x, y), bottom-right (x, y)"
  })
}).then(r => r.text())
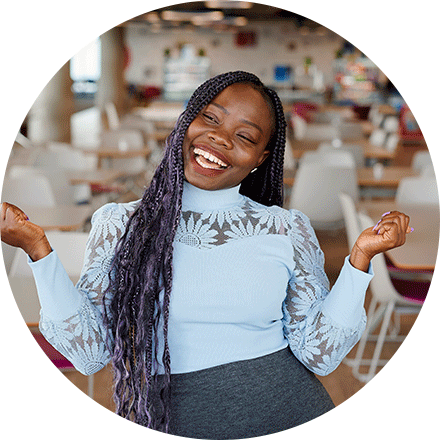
top-left (176, 212), bottom-right (219, 249)
top-left (77, 239), bottom-right (114, 298)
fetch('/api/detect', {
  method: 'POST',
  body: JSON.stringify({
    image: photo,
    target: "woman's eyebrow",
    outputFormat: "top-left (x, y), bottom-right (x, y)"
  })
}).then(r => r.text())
top-left (240, 119), bottom-right (263, 134)
top-left (211, 102), bottom-right (229, 114)
top-left (210, 103), bottom-right (263, 133)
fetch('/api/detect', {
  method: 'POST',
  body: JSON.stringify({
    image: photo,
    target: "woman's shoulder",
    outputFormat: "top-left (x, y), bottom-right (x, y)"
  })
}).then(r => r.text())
top-left (244, 197), bottom-right (312, 233)
top-left (91, 199), bottom-right (141, 227)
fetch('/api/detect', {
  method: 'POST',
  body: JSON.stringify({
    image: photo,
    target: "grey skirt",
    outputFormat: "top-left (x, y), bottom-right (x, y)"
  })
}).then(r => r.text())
top-left (150, 348), bottom-right (335, 439)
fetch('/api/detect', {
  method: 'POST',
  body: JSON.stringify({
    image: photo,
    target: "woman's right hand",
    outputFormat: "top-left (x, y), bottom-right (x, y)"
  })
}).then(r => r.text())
top-left (0, 202), bottom-right (52, 261)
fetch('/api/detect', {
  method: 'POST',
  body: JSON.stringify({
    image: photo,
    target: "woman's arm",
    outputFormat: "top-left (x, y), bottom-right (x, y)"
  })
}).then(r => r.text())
top-left (282, 209), bottom-right (411, 376)
top-left (1, 201), bottom-right (137, 375)
top-left (350, 210), bottom-right (411, 272)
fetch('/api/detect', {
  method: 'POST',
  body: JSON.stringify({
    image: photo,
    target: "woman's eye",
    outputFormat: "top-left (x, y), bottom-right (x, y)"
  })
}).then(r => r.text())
top-left (203, 113), bottom-right (216, 122)
top-left (237, 134), bottom-right (256, 144)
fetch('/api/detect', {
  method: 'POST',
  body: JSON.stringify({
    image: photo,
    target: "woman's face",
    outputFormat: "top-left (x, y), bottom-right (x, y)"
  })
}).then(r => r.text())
top-left (182, 83), bottom-right (273, 191)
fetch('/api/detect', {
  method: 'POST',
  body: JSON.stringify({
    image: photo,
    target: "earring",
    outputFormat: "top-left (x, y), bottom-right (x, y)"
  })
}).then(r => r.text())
top-left (250, 168), bottom-right (258, 173)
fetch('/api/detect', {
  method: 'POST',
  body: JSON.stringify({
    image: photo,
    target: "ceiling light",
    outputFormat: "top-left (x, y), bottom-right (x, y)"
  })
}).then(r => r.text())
top-left (234, 17), bottom-right (248, 26)
top-left (144, 12), bottom-right (160, 23)
top-left (205, 1), bottom-right (253, 8)
top-left (162, 10), bottom-right (224, 22)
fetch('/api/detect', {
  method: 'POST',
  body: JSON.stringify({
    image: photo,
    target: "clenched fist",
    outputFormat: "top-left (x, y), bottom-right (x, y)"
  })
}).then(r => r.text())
top-left (350, 211), bottom-right (412, 272)
top-left (1, 202), bottom-right (52, 261)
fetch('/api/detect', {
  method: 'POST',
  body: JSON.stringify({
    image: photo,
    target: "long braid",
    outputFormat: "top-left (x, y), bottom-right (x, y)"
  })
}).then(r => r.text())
top-left (103, 71), bottom-right (287, 432)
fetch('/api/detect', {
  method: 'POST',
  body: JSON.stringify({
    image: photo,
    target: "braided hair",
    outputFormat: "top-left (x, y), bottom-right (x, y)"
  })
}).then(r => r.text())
top-left (103, 71), bottom-right (286, 432)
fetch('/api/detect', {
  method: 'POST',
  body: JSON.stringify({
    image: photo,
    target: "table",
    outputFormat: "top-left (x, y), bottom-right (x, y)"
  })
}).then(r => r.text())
top-left (283, 166), bottom-right (416, 189)
top-left (66, 169), bottom-right (126, 186)
top-left (358, 200), bottom-right (439, 271)
top-left (22, 205), bottom-right (92, 231)
top-left (81, 147), bottom-right (151, 169)
top-left (132, 106), bottom-right (184, 123)
top-left (357, 166), bottom-right (417, 188)
top-left (289, 138), bottom-right (396, 161)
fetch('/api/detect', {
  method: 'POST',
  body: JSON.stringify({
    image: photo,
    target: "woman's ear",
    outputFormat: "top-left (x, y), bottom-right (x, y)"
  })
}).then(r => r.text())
top-left (256, 150), bottom-right (270, 167)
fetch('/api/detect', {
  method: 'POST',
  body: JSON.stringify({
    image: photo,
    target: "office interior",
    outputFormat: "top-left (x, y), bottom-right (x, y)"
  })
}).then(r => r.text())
top-left (2, 1), bottom-right (438, 420)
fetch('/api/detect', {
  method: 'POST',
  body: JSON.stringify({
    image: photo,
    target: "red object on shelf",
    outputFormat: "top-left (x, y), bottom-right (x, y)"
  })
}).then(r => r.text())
top-left (399, 104), bottom-right (424, 141)
top-left (235, 31), bottom-right (257, 47)
top-left (291, 102), bottom-right (319, 123)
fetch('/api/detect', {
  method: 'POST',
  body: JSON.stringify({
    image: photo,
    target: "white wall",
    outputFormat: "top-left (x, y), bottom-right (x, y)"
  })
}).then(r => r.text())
top-left (124, 21), bottom-right (345, 89)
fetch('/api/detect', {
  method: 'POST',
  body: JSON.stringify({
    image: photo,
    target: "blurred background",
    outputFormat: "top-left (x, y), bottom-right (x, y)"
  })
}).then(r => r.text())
top-left (2, 0), bottom-right (438, 424)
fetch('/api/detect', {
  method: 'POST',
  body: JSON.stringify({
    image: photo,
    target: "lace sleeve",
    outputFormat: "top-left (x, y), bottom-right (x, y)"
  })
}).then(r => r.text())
top-left (282, 210), bottom-right (367, 376)
top-left (39, 202), bottom-right (137, 375)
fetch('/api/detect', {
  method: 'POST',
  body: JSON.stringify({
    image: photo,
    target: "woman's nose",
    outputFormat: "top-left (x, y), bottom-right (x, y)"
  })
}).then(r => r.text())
top-left (208, 130), bottom-right (233, 149)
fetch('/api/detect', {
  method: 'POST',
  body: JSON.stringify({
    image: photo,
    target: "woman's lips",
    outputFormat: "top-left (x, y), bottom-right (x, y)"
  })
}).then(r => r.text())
top-left (193, 144), bottom-right (230, 166)
top-left (190, 145), bottom-right (230, 176)
top-left (194, 147), bottom-right (228, 168)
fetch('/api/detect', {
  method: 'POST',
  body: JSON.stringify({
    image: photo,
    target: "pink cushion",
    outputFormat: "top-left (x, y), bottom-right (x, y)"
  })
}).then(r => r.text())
top-left (32, 333), bottom-right (74, 370)
top-left (390, 277), bottom-right (429, 305)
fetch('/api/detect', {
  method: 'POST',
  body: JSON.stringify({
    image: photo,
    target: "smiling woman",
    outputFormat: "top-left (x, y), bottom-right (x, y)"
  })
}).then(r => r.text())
top-left (0, 71), bottom-right (413, 439)
top-left (183, 83), bottom-right (272, 190)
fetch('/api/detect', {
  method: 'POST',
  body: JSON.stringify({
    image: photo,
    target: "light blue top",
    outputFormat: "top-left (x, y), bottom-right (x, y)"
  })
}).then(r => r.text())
top-left (30, 181), bottom-right (372, 376)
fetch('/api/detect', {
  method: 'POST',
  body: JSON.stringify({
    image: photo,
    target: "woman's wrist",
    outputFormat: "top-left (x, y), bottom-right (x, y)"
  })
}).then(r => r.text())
top-left (26, 236), bottom-right (52, 262)
top-left (349, 243), bottom-right (372, 273)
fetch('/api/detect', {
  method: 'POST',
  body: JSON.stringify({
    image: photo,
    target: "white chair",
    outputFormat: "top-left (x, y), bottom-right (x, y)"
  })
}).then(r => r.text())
top-left (8, 231), bottom-right (94, 397)
top-left (291, 114), bottom-right (307, 139)
top-left (411, 151), bottom-right (433, 173)
top-left (15, 132), bottom-right (34, 149)
top-left (384, 133), bottom-right (399, 152)
top-left (369, 128), bottom-right (387, 147)
top-left (382, 116), bottom-right (399, 133)
top-left (421, 164), bottom-right (436, 177)
top-left (2, 242), bottom-right (17, 274)
top-left (104, 102), bottom-right (120, 131)
top-left (338, 192), bottom-right (362, 250)
top-left (7, 143), bottom-right (44, 170)
top-left (369, 107), bottom-right (385, 127)
top-left (7, 165), bottom-right (76, 206)
top-left (338, 122), bottom-right (364, 140)
top-left (396, 176), bottom-right (439, 206)
top-left (301, 149), bottom-right (356, 169)
top-left (289, 162), bottom-right (359, 230)
top-left (283, 137), bottom-right (296, 171)
top-left (291, 114), bottom-right (339, 141)
top-left (100, 128), bottom-right (147, 174)
top-left (106, 101), bottom-right (165, 147)
top-left (9, 230), bottom-right (89, 280)
top-left (348, 212), bottom-right (427, 382)
top-left (34, 145), bottom-right (96, 203)
top-left (2, 175), bottom-right (56, 207)
top-left (318, 142), bottom-right (365, 168)
top-left (47, 142), bottom-right (98, 171)
top-left (313, 111), bottom-right (343, 125)
top-left (120, 114), bottom-right (162, 144)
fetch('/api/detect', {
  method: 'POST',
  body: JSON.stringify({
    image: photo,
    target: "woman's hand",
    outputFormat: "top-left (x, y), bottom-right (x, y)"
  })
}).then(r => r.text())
top-left (349, 211), bottom-right (412, 272)
top-left (0, 202), bottom-right (52, 261)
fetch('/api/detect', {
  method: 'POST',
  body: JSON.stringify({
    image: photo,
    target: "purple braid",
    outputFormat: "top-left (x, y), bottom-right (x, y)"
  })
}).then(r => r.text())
top-left (103, 71), bottom-right (286, 432)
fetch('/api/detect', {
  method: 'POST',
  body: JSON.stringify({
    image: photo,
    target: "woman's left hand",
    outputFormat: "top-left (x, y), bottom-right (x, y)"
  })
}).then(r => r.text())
top-left (349, 211), bottom-right (412, 272)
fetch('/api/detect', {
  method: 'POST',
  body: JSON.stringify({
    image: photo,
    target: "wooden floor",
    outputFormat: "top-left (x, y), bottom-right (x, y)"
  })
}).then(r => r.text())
top-left (61, 227), bottom-right (418, 412)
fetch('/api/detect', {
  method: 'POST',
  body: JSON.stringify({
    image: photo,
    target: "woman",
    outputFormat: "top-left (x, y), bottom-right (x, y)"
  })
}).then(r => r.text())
top-left (1, 71), bottom-right (411, 439)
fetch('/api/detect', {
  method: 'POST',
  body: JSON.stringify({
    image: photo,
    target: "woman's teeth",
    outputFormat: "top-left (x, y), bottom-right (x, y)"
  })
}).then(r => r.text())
top-left (194, 148), bottom-right (228, 169)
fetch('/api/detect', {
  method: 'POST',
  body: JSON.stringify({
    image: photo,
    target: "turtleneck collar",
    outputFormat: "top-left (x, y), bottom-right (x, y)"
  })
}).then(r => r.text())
top-left (181, 180), bottom-right (244, 212)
